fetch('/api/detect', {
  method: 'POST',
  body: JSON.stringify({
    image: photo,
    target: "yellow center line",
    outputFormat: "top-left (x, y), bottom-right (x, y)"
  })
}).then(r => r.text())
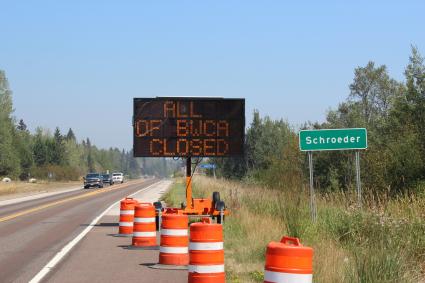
top-left (0, 180), bottom-right (141, 223)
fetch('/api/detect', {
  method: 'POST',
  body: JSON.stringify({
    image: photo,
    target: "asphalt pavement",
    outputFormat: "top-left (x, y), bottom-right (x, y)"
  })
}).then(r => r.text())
top-left (45, 180), bottom-right (186, 283)
top-left (0, 179), bottom-right (182, 283)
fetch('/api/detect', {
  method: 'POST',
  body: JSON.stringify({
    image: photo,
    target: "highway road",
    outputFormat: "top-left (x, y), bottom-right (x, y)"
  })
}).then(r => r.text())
top-left (0, 179), bottom-right (161, 283)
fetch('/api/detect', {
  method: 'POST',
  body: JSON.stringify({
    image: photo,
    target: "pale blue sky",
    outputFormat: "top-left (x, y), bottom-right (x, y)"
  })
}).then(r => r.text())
top-left (1, 1), bottom-right (424, 150)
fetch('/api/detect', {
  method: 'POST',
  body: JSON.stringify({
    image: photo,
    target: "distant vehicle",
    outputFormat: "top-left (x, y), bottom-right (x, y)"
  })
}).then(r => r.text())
top-left (84, 173), bottom-right (104, 189)
top-left (112, 172), bottom-right (124, 184)
top-left (102, 174), bottom-right (113, 185)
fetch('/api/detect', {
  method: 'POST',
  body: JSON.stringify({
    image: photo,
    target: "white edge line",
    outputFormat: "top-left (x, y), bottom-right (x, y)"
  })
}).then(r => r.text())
top-left (29, 180), bottom-right (163, 283)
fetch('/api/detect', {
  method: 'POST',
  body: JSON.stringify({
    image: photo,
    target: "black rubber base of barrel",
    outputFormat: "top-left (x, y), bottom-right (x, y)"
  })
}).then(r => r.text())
top-left (125, 245), bottom-right (159, 250)
top-left (113, 233), bottom-right (133, 237)
top-left (149, 264), bottom-right (188, 270)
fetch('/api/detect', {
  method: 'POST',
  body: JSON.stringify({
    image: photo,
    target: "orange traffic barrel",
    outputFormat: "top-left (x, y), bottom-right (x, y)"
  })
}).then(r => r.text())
top-left (131, 203), bottom-right (157, 247)
top-left (117, 197), bottom-right (138, 237)
top-left (264, 236), bottom-right (313, 283)
top-left (158, 213), bottom-right (189, 265)
top-left (188, 218), bottom-right (224, 283)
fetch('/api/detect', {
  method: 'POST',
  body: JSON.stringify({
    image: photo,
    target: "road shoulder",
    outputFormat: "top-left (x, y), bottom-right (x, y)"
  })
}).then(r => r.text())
top-left (44, 180), bottom-right (186, 283)
top-left (0, 186), bottom-right (83, 207)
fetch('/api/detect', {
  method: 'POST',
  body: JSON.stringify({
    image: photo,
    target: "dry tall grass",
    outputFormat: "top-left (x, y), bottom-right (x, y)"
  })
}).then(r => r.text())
top-left (163, 176), bottom-right (425, 282)
top-left (0, 181), bottom-right (81, 198)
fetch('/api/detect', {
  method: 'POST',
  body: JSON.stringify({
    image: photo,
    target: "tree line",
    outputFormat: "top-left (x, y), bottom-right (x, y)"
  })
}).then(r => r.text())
top-left (0, 71), bottom-right (144, 180)
top-left (215, 46), bottom-right (425, 196)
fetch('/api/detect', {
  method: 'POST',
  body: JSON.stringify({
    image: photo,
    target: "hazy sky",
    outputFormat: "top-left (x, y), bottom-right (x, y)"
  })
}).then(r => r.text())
top-left (1, 1), bottom-right (424, 150)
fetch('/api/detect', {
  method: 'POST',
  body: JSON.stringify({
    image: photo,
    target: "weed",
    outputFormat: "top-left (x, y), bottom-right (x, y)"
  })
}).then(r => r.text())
top-left (163, 176), bottom-right (425, 282)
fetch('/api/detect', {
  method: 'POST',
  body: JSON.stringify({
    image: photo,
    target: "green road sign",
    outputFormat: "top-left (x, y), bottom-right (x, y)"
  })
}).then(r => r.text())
top-left (299, 128), bottom-right (367, 151)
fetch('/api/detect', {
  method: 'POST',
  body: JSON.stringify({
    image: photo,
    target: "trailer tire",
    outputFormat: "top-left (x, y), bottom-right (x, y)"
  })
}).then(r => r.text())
top-left (215, 200), bottom-right (225, 211)
top-left (212, 191), bottom-right (220, 205)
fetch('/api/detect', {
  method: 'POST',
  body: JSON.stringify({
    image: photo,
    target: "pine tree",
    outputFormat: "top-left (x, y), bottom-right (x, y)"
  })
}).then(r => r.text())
top-left (66, 128), bottom-right (76, 141)
top-left (86, 138), bottom-right (91, 148)
top-left (33, 128), bottom-right (48, 166)
top-left (17, 119), bottom-right (28, 131)
top-left (0, 70), bottom-right (21, 177)
top-left (49, 127), bottom-right (66, 165)
top-left (14, 119), bottom-right (34, 179)
top-left (128, 150), bottom-right (140, 178)
top-left (87, 151), bottom-right (95, 172)
top-left (120, 149), bottom-right (126, 172)
top-left (85, 138), bottom-right (95, 172)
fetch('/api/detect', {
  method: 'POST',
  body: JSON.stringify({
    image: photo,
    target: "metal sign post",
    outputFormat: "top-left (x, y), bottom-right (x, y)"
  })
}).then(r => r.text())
top-left (200, 164), bottom-right (217, 178)
top-left (308, 151), bottom-right (317, 222)
top-left (299, 128), bottom-right (368, 218)
top-left (355, 151), bottom-right (362, 207)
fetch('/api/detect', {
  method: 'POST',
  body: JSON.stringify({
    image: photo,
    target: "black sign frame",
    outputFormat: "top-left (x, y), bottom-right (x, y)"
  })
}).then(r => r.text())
top-left (133, 97), bottom-right (245, 157)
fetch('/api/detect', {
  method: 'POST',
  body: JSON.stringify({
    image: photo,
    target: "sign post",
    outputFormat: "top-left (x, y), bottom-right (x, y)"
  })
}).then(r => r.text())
top-left (355, 150), bottom-right (361, 207)
top-left (308, 151), bottom-right (317, 222)
top-left (299, 128), bottom-right (367, 218)
top-left (200, 164), bottom-right (217, 178)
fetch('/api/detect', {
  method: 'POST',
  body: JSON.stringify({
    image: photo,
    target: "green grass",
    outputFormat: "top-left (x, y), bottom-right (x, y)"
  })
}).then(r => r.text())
top-left (163, 176), bottom-right (425, 282)
top-left (161, 179), bottom-right (186, 207)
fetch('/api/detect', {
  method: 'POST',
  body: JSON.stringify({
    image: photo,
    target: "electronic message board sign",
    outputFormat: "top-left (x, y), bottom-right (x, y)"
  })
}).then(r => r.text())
top-left (133, 97), bottom-right (245, 157)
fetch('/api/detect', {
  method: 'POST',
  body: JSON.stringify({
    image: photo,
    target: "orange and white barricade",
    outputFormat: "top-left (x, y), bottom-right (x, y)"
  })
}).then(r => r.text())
top-left (158, 212), bottom-right (189, 266)
top-left (188, 218), bottom-right (225, 283)
top-left (117, 197), bottom-right (138, 237)
top-left (131, 203), bottom-right (157, 247)
top-left (264, 236), bottom-right (313, 283)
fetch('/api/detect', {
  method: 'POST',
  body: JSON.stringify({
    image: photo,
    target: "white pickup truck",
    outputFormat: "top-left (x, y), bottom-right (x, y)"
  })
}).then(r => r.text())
top-left (112, 172), bottom-right (124, 184)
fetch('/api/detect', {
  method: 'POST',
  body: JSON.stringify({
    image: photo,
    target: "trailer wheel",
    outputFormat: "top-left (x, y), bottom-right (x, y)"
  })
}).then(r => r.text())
top-left (215, 200), bottom-right (225, 211)
top-left (212, 192), bottom-right (220, 205)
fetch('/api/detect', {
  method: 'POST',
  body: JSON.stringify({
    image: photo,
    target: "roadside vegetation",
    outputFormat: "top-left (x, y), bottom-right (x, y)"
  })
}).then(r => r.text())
top-left (217, 47), bottom-right (425, 198)
top-left (0, 70), bottom-right (176, 181)
top-left (161, 47), bottom-right (425, 282)
top-left (162, 176), bottom-right (425, 282)
top-left (161, 179), bottom-right (187, 207)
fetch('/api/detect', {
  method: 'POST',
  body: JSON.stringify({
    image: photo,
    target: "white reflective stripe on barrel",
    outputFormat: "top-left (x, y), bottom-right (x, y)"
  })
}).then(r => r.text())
top-left (119, 222), bottom-right (133, 227)
top-left (264, 270), bottom-right (312, 283)
top-left (159, 246), bottom-right (188, 254)
top-left (133, 231), bottom-right (156, 237)
top-left (189, 242), bottom-right (223, 251)
top-left (120, 210), bottom-right (134, 215)
top-left (160, 229), bottom-right (188, 236)
top-left (188, 265), bottom-right (225, 273)
top-left (134, 217), bottom-right (155, 223)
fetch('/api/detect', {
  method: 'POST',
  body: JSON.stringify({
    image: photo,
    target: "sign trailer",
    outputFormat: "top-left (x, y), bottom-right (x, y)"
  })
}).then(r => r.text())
top-left (133, 97), bottom-right (245, 218)
top-left (299, 128), bottom-right (367, 221)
